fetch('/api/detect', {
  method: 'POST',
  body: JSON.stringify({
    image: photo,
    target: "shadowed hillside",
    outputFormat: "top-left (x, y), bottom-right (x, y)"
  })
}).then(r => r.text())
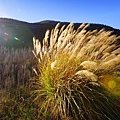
top-left (0, 18), bottom-right (120, 48)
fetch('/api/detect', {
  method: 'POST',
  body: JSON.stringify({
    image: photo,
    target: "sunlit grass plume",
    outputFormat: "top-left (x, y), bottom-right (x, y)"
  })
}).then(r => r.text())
top-left (32, 23), bottom-right (120, 120)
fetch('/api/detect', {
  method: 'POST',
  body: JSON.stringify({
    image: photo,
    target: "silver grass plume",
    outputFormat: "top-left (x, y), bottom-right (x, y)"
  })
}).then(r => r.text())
top-left (33, 23), bottom-right (120, 79)
top-left (32, 23), bottom-right (120, 120)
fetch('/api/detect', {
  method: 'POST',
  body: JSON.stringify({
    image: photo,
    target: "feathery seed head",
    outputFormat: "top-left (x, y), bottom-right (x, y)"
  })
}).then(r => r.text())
top-left (32, 22), bottom-right (120, 119)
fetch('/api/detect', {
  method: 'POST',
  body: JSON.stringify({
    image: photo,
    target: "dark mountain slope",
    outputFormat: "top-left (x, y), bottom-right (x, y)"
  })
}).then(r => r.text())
top-left (0, 18), bottom-right (120, 48)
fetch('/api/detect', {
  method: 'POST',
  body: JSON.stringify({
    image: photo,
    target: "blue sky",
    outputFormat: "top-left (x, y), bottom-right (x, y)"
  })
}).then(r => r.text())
top-left (0, 0), bottom-right (120, 29)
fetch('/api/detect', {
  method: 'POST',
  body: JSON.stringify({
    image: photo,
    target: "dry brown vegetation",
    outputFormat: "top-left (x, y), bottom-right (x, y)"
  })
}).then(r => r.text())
top-left (0, 47), bottom-right (36, 119)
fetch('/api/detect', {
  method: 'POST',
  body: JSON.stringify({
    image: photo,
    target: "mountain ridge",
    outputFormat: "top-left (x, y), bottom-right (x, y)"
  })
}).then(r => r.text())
top-left (0, 18), bottom-right (119, 29)
top-left (0, 18), bottom-right (120, 48)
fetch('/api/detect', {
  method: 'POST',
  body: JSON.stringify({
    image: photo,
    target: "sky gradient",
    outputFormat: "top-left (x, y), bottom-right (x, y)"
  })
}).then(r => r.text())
top-left (0, 0), bottom-right (120, 29)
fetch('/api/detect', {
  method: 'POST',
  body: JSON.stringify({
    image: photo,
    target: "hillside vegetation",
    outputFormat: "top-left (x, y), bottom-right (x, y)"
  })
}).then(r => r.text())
top-left (0, 22), bottom-right (120, 119)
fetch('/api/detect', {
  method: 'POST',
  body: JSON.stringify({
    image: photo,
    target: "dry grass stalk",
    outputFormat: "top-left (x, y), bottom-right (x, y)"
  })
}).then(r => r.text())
top-left (0, 46), bottom-right (35, 100)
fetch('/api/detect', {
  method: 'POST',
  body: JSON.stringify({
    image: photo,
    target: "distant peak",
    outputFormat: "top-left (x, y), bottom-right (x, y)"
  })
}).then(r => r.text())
top-left (37, 20), bottom-right (60, 24)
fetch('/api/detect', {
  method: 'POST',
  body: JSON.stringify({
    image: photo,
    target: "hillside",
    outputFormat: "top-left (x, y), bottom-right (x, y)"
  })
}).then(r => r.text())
top-left (0, 18), bottom-right (120, 48)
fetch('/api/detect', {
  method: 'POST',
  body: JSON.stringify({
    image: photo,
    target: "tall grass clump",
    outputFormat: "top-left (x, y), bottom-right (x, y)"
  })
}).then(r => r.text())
top-left (32, 23), bottom-right (120, 120)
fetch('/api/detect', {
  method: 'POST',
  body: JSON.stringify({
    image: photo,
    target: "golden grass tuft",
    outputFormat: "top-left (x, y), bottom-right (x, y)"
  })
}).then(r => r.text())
top-left (32, 23), bottom-right (120, 119)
